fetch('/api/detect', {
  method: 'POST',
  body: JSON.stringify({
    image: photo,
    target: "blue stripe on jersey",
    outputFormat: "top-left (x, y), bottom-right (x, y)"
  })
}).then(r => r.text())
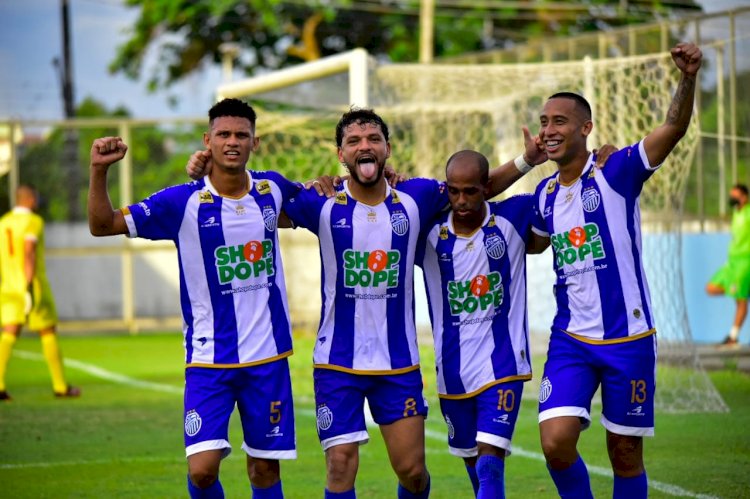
top-left (434, 233), bottom-right (465, 394)
top-left (386, 197), bottom-right (414, 370)
top-left (329, 201), bottom-right (356, 368)
top-left (198, 197), bottom-right (240, 364)
top-left (543, 181), bottom-right (572, 331)
top-left (486, 224), bottom-right (515, 379)
top-left (250, 186), bottom-right (292, 354)
top-left (581, 168), bottom-right (628, 339)
top-left (625, 193), bottom-right (654, 331)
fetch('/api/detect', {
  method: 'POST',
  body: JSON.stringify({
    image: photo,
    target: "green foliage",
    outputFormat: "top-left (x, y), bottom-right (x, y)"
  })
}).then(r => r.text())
top-left (111, 1), bottom-right (702, 93)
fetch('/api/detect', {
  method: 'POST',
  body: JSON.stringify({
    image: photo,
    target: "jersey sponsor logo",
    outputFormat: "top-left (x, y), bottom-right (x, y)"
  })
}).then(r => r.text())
top-left (317, 405), bottom-right (333, 431)
top-left (627, 405), bottom-right (645, 417)
top-left (581, 188), bottom-right (601, 213)
top-left (343, 249), bottom-right (400, 287)
top-left (484, 234), bottom-right (506, 259)
top-left (488, 214), bottom-right (496, 227)
top-left (550, 223), bottom-right (605, 267)
top-left (262, 206), bottom-right (276, 231)
top-left (543, 206), bottom-right (552, 218)
top-left (138, 202), bottom-right (151, 217)
top-left (266, 425), bottom-right (283, 437)
top-left (184, 410), bottom-right (202, 436)
top-left (255, 180), bottom-right (271, 195)
top-left (198, 191), bottom-right (214, 204)
top-left (588, 167), bottom-right (596, 178)
top-left (539, 377), bottom-right (552, 403)
top-left (439, 225), bottom-right (449, 240)
top-left (200, 216), bottom-right (220, 229)
top-left (391, 191), bottom-right (401, 204)
top-left (333, 217), bottom-right (350, 229)
top-left (546, 179), bottom-right (557, 194)
top-left (492, 414), bottom-right (510, 425)
top-left (214, 240), bottom-right (275, 284)
top-left (390, 211), bottom-right (408, 236)
top-left (447, 271), bottom-right (503, 314)
top-left (335, 192), bottom-right (348, 205)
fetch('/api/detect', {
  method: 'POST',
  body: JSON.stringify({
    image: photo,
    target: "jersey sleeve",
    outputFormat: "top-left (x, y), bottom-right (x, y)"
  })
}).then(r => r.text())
top-left (599, 140), bottom-right (656, 199)
top-left (254, 170), bottom-right (303, 206)
top-left (399, 178), bottom-right (450, 228)
top-left (123, 184), bottom-right (192, 241)
top-left (283, 186), bottom-right (329, 234)
top-left (501, 194), bottom-right (535, 244)
top-left (531, 177), bottom-right (551, 237)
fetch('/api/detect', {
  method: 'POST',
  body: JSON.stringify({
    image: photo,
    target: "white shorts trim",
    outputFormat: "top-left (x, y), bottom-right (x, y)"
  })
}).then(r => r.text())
top-left (448, 445), bottom-right (478, 458)
top-left (538, 406), bottom-right (591, 431)
top-left (321, 430), bottom-right (369, 451)
top-left (476, 431), bottom-right (512, 456)
top-left (601, 415), bottom-right (654, 437)
top-left (241, 443), bottom-right (297, 460)
top-left (185, 439), bottom-right (231, 458)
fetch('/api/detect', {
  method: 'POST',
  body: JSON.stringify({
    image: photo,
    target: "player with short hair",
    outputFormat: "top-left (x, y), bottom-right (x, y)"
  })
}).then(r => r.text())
top-left (528, 43), bottom-right (703, 498)
top-left (283, 108), bottom-right (546, 498)
top-left (88, 98), bottom-right (299, 499)
top-left (419, 150), bottom-right (541, 498)
top-left (0, 184), bottom-right (80, 400)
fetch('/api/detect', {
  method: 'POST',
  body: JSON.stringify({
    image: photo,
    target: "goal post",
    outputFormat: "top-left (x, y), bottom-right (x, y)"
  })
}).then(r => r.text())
top-left (218, 49), bottom-right (728, 414)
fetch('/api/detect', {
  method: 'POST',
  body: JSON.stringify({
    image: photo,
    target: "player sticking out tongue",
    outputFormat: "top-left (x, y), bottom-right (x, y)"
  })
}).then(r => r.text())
top-left (358, 154), bottom-right (379, 182)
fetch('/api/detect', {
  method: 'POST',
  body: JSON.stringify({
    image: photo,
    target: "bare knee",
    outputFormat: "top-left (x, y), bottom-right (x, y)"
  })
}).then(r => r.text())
top-left (540, 418), bottom-right (581, 469)
top-left (247, 457), bottom-right (280, 488)
top-left (188, 450), bottom-right (222, 489)
top-left (607, 432), bottom-right (644, 477)
top-left (326, 444), bottom-right (358, 490)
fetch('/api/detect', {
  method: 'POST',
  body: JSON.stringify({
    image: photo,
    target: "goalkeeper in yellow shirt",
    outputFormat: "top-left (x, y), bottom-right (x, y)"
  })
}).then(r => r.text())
top-left (0, 184), bottom-right (80, 400)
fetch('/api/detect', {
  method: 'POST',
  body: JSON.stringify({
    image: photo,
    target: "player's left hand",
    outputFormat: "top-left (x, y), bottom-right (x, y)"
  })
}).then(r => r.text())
top-left (671, 42), bottom-right (702, 77)
top-left (593, 144), bottom-right (619, 168)
top-left (305, 175), bottom-right (340, 197)
top-left (24, 284), bottom-right (34, 316)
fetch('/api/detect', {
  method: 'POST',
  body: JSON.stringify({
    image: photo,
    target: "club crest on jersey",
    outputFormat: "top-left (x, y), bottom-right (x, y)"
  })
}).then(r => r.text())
top-left (335, 192), bottom-right (348, 205)
top-left (484, 234), bottom-right (506, 259)
top-left (550, 223), bottom-right (606, 267)
top-left (343, 248), bottom-right (400, 288)
top-left (255, 180), bottom-right (271, 195)
top-left (546, 179), bottom-right (557, 194)
top-left (447, 271), bottom-right (503, 315)
top-left (391, 212), bottom-right (409, 236)
top-left (214, 239), bottom-right (275, 284)
top-left (262, 206), bottom-right (277, 231)
top-left (581, 188), bottom-right (601, 213)
top-left (198, 191), bottom-right (214, 204)
top-left (185, 410), bottom-right (202, 436)
top-left (317, 405), bottom-right (333, 431)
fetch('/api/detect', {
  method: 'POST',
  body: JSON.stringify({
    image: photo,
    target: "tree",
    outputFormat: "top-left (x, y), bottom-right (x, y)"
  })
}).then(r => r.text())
top-left (111, 0), bottom-right (702, 93)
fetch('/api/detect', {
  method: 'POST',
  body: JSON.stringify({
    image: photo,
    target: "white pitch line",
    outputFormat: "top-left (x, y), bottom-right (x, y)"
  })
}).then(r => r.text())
top-left (6, 350), bottom-right (720, 498)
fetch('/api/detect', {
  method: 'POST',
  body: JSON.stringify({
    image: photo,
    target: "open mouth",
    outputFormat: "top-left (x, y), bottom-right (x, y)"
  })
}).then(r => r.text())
top-left (545, 139), bottom-right (562, 153)
top-left (357, 155), bottom-right (377, 178)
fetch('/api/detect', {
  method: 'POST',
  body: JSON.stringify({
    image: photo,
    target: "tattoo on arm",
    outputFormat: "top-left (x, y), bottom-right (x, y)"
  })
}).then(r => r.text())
top-left (666, 75), bottom-right (695, 128)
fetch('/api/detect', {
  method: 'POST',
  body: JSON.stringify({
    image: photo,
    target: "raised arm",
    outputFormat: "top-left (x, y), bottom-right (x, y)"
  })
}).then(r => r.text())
top-left (487, 126), bottom-right (547, 198)
top-left (88, 137), bottom-right (129, 236)
top-left (643, 42), bottom-right (702, 167)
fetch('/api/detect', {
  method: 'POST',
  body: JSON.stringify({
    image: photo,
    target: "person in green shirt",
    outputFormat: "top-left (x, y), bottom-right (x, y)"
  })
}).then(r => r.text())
top-left (706, 183), bottom-right (750, 347)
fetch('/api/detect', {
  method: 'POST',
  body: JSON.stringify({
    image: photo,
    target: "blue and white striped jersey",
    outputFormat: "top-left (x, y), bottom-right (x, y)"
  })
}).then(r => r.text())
top-left (123, 171), bottom-right (301, 366)
top-left (285, 178), bottom-right (448, 374)
top-left (420, 196), bottom-right (534, 398)
top-left (531, 141), bottom-right (659, 342)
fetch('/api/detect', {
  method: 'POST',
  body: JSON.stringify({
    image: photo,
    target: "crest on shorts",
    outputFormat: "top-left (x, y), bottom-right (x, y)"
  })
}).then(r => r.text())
top-left (317, 405), bottom-right (334, 431)
top-left (391, 211), bottom-right (409, 236)
top-left (184, 410), bottom-right (202, 437)
top-left (538, 377), bottom-right (553, 404)
top-left (262, 206), bottom-right (277, 231)
top-left (445, 415), bottom-right (455, 440)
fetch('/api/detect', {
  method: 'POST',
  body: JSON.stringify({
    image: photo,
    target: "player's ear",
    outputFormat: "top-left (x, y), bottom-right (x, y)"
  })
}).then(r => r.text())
top-left (385, 142), bottom-right (391, 159)
top-left (252, 136), bottom-right (260, 152)
top-left (581, 119), bottom-right (593, 137)
top-left (203, 132), bottom-right (210, 148)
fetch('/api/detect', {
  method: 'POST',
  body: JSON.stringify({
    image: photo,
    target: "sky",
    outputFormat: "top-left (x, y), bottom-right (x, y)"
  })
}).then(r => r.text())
top-left (0, 0), bottom-right (748, 122)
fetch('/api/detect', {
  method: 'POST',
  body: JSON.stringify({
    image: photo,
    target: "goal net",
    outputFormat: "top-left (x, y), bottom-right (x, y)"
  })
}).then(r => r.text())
top-left (224, 50), bottom-right (728, 413)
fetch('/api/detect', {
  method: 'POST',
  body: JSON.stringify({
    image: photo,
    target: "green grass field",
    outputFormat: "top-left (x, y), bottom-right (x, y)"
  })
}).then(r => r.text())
top-left (1, 332), bottom-right (748, 498)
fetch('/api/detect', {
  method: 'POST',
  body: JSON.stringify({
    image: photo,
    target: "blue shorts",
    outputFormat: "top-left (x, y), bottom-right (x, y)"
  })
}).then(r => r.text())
top-left (538, 329), bottom-right (656, 437)
top-left (314, 368), bottom-right (428, 450)
top-left (184, 359), bottom-right (296, 459)
top-left (439, 380), bottom-right (525, 457)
